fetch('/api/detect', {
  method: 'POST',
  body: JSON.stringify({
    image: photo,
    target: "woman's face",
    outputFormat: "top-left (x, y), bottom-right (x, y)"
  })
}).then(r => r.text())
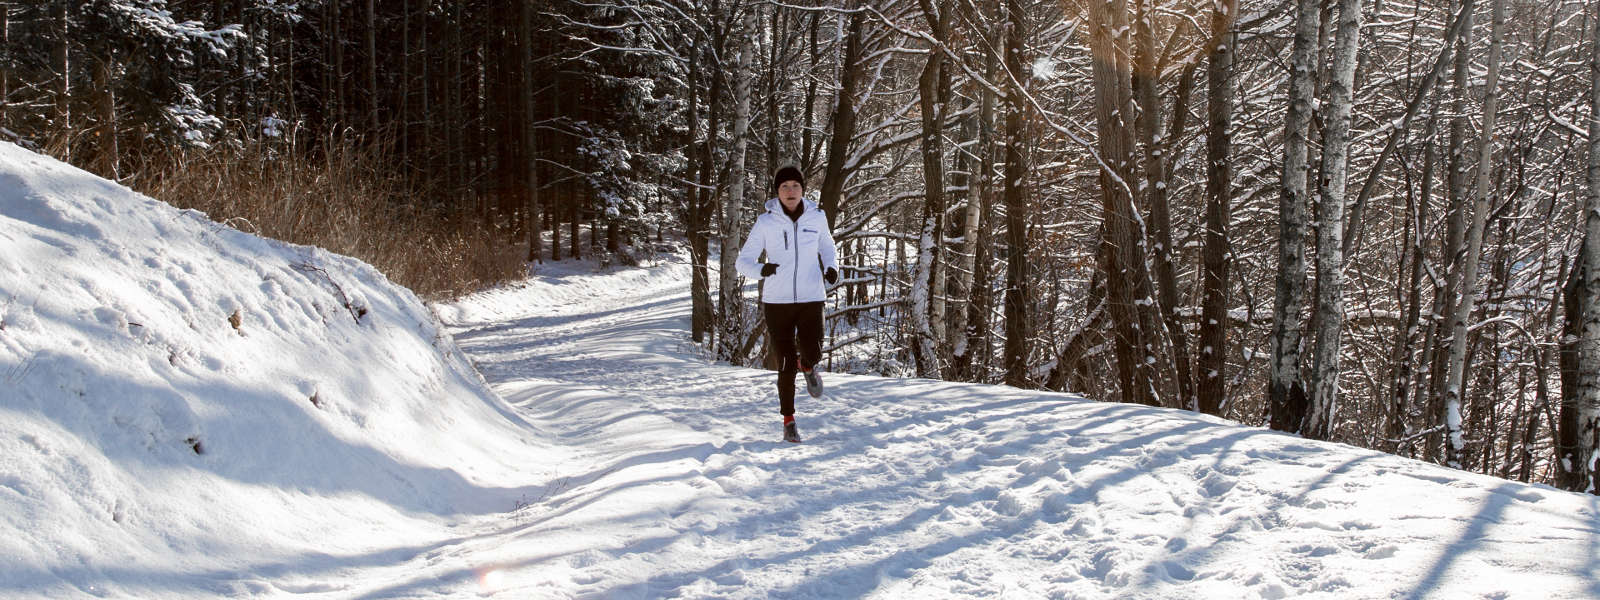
top-left (778, 180), bottom-right (803, 210)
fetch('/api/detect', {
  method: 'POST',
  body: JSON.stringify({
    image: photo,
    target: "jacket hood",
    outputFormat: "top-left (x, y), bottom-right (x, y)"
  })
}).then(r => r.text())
top-left (765, 197), bottom-right (819, 216)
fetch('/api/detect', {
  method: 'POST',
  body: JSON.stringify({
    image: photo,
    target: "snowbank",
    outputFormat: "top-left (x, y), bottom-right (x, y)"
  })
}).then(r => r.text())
top-left (0, 142), bottom-right (555, 597)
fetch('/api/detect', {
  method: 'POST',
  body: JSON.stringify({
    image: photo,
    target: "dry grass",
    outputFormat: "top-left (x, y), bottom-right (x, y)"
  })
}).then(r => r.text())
top-left (116, 135), bottom-right (526, 299)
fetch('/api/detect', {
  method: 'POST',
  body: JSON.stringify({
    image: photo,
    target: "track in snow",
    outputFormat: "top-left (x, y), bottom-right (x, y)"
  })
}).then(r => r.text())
top-left (430, 258), bottom-right (1600, 600)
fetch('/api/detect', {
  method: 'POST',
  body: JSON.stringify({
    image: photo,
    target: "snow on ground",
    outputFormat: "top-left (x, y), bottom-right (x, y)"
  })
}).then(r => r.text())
top-left (0, 142), bottom-right (562, 598)
top-left (434, 259), bottom-right (1600, 600)
top-left (3, 140), bottom-right (1599, 599)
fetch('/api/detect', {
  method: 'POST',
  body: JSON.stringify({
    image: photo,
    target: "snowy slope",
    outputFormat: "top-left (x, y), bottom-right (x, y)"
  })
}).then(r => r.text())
top-left (3, 139), bottom-right (1599, 599)
top-left (0, 142), bottom-right (562, 598)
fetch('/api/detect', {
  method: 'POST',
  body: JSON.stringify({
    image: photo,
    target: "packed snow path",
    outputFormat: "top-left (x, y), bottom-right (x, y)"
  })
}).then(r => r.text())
top-left (433, 259), bottom-right (1600, 599)
top-left (8, 140), bottom-right (1593, 598)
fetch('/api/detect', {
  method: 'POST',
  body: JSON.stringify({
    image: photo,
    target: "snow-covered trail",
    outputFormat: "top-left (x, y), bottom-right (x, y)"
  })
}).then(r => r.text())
top-left (429, 259), bottom-right (1600, 599)
top-left (11, 136), bottom-right (1588, 599)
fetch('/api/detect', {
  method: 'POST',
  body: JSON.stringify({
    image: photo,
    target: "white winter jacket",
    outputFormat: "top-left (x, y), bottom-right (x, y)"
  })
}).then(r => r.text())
top-left (735, 198), bottom-right (840, 304)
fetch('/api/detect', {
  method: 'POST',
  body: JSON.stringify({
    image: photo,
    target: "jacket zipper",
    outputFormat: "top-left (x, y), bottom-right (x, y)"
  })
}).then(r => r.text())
top-left (792, 219), bottom-right (801, 303)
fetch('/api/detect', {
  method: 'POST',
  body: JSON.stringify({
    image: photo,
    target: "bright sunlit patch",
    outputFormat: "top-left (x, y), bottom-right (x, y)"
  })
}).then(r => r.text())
top-left (1032, 58), bottom-right (1058, 80)
top-left (478, 568), bottom-right (506, 595)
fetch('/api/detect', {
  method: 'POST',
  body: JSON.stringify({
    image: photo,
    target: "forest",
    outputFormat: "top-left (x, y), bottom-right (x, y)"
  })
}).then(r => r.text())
top-left (5, 0), bottom-right (1600, 495)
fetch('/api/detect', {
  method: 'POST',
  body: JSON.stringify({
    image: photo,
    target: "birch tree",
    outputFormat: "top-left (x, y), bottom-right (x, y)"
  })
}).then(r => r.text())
top-left (954, 25), bottom-right (999, 383)
top-left (1426, 0), bottom-right (1476, 463)
top-left (1305, 0), bottom-right (1364, 440)
top-left (1269, 0), bottom-right (1322, 431)
top-left (909, 0), bottom-right (950, 378)
top-left (951, 41), bottom-right (997, 382)
top-left (1570, 0), bottom-right (1600, 493)
top-left (1442, 0), bottom-right (1504, 469)
top-left (718, 7), bottom-right (757, 364)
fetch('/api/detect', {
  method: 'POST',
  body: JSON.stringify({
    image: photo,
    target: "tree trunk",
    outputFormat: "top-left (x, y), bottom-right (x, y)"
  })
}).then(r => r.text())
top-left (364, 0), bottom-right (378, 137)
top-left (1571, 0), bottom-right (1600, 493)
top-left (447, 1), bottom-right (463, 193)
top-left (522, 0), bottom-right (542, 263)
top-left (333, 0), bottom-right (347, 128)
top-left (1389, 122), bottom-right (1436, 455)
top-left (1198, 0), bottom-right (1239, 416)
top-left (717, 12), bottom-right (755, 364)
top-left (682, 34), bottom-right (700, 331)
top-left (570, 192), bottom-right (582, 260)
top-left (92, 54), bottom-right (117, 179)
top-left (1001, 0), bottom-right (1031, 388)
top-left (910, 0), bottom-right (949, 379)
top-left (1269, 0), bottom-right (1322, 431)
top-left (1085, 0), bottom-right (1158, 405)
top-left (1137, 0), bottom-right (1194, 410)
top-left (819, 6), bottom-right (864, 233)
top-left (321, 0), bottom-right (333, 129)
top-left (284, 3), bottom-right (298, 123)
top-left (802, 13), bottom-right (820, 171)
top-left (53, 1), bottom-right (69, 133)
top-left (551, 171), bottom-right (564, 261)
top-left (1443, 0), bottom-right (1503, 470)
top-left (417, 5), bottom-right (427, 175)
top-left (959, 59), bottom-right (998, 383)
top-left (400, 0), bottom-right (412, 164)
top-left (1560, 252), bottom-right (1584, 489)
top-left (2, 2), bottom-right (9, 129)
top-left (1428, 0), bottom-right (1477, 463)
top-left (691, 22), bottom-right (726, 345)
top-left (1306, 0), bottom-right (1364, 441)
top-left (234, 0), bottom-right (249, 125)
top-left (951, 42), bottom-right (997, 381)
top-left (1523, 343), bottom-right (1548, 482)
top-left (764, 9), bottom-right (780, 197)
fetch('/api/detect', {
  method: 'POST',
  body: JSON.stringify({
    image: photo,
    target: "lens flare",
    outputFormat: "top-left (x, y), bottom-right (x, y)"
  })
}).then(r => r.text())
top-left (1032, 58), bottom-right (1058, 81)
top-left (477, 568), bottom-right (506, 594)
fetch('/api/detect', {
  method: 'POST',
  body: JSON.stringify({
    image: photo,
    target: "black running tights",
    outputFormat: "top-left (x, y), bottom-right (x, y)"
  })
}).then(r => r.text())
top-left (763, 301), bottom-right (823, 415)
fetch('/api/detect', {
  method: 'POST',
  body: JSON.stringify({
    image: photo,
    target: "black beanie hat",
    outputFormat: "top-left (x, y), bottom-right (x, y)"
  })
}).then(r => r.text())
top-left (773, 166), bottom-right (805, 196)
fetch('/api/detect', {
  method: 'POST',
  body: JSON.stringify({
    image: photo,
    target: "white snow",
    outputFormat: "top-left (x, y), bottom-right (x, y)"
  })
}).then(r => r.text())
top-left (4, 141), bottom-right (1600, 598)
top-left (0, 142), bottom-right (555, 598)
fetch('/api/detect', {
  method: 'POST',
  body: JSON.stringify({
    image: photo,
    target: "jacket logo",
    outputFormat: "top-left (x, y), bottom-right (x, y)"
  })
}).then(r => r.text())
top-left (802, 228), bottom-right (817, 234)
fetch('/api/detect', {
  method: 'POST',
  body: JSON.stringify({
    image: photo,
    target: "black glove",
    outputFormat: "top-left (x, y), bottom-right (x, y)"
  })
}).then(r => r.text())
top-left (825, 267), bottom-right (838, 285)
top-left (761, 263), bottom-right (779, 277)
